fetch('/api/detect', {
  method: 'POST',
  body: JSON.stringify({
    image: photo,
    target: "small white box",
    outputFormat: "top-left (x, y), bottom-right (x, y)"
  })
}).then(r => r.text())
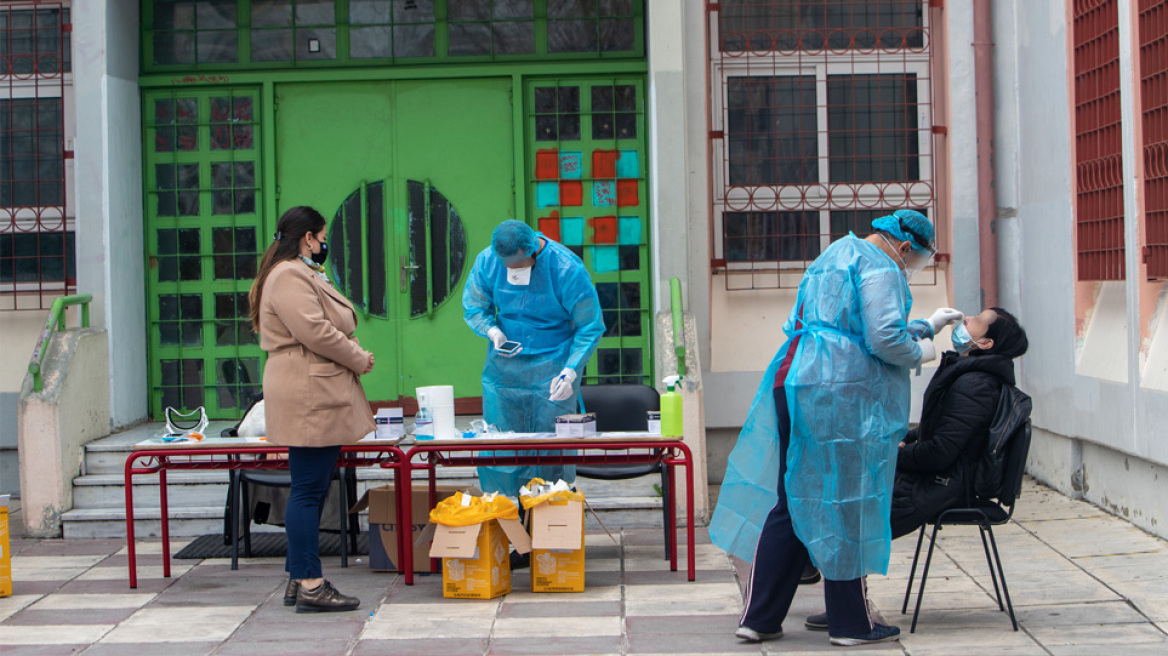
top-left (375, 407), bottom-right (405, 439)
top-left (555, 413), bottom-right (597, 438)
top-left (647, 411), bottom-right (661, 435)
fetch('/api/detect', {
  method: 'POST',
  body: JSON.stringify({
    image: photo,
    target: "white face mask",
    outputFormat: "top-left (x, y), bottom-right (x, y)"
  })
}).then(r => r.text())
top-left (506, 266), bottom-right (533, 286)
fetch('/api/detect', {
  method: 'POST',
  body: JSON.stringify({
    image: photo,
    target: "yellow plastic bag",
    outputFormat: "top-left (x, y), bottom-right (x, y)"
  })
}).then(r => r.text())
top-left (519, 478), bottom-right (585, 509)
top-left (429, 491), bottom-right (519, 527)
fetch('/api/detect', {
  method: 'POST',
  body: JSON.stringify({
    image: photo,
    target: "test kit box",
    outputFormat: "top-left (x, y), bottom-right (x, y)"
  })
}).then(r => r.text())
top-left (0, 495), bottom-right (11, 597)
top-left (555, 413), bottom-right (597, 438)
top-left (349, 484), bottom-right (462, 573)
top-left (426, 515), bottom-right (531, 600)
top-left (529, 498), bottom-right (586, 593)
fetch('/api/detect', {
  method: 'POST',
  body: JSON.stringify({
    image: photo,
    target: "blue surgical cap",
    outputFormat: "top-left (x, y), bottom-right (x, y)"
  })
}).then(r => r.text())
top-left (491, 220), bottom-right (540, 259)
top-left (871, 209), bottom-right (934, 254)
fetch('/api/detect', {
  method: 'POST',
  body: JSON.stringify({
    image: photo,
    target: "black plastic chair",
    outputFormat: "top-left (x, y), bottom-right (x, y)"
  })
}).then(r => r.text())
top-left (220, 422), bottom-right (359, 571)
top-left (577, 384), bottom-right (670, 559)
top-left (901, 420), bottom-right (1033, 633)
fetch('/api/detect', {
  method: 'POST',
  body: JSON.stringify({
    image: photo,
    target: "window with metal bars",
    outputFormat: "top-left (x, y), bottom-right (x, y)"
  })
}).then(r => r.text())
top-left (710, 0), bottom-right (937, 290)
top-left (1073, 0), bottom-right (1126, 282)
top-left (144, 0), bottom-right (644, 69)
top-left (0, 2), bottom-right (71, 310)
top-left (1140, 0), bottom-right (1168, 279)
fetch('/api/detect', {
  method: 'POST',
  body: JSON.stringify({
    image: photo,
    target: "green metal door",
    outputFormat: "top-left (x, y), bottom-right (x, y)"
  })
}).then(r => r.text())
top-left (274, 78), bottom-right (514, 408)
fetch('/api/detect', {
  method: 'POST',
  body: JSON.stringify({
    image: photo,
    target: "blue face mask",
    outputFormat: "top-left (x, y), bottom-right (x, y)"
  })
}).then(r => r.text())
top-left (952, 323), bottom-right (978, 354)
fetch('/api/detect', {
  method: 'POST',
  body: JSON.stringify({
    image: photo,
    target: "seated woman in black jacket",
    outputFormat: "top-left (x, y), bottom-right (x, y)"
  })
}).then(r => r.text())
top-left (890, 307), bottom-right (1029, 539)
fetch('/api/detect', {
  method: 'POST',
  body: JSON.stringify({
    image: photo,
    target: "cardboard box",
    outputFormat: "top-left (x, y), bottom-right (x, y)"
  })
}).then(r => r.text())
top-left (0, 495), bottom-right (11, 598)
top-left (425, 503), bottom-right (531, 600)
top-left (555, 413), bottom-right (597, 438)
top-left (349, 484), bottom-right (462, 573)
top-left (529, 498), bottom-right (586, 593)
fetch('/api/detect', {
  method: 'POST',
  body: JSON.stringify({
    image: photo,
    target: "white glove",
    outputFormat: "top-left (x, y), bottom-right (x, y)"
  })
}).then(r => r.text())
top-left (487, 327), bottom-right (507, 349)
top-left (928, 308), bottom-right (964, 332)
top-left (917, 338), bottom-right (937, 365)
top-left (549, 368), bottom-right (577, 402)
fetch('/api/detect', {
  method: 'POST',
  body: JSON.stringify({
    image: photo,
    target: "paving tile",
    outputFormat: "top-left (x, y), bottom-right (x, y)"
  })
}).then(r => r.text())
top-left (230, 618), bottom-right (366, 642)
top-left (81, 641), bottom-right (219, 656)
top-left (505, 584), bottom-right (622, 603)
top-left (0, 625), bottom-right (114, 645)
top-left (362, 615), bottom-right (494, 640)
top-left (1026, 621), bottom-right (1168, 647)
top-left (497, 600), bottom-right (621, 618)
top-left (115, 540), bottom-right (193, 556)
top-left (98, 605), bottom-right (254, 643)
top-left (14, 540), bottom-right (123, 557)
top-left (0, 645), bottom-right (92, 655)
top-left (10, 581), bottom-right (64, 596)
top-left (10, 556), bottom-right (105, 582)
top-left (76, 564), bottom-right (197, 581)
top-left (627, 631), bottom-right (765, 653)
top-left (486, 635), bottom-right (623, 655)
top-left (624, 569), bottom-right (738, 586)
top-left (625, 583), bottom-right (744, 616)
top-left (4, 608), bottom-right (140, 626)
top-left (352, 638), bottom-right (488, 656)
top-left (1045, 645), bottom-right (1168, 656)
top-left (1014, 601), bottom-right (1149, 626)
top-left (493, 615), bottom-right (621, 638)
top-left (626, 614), bottom-right (742, 635)
top-left (29, 594), bottom-right (156, 610)
top-left (215, 639), bottom-right (354, 655)
top-left (0, 595), bottom-right (41, 622)
top-left (56, 574), bottom-right (175, 595)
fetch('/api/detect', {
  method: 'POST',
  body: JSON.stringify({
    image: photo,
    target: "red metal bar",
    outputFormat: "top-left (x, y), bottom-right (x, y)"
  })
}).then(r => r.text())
top-left (667, 451), bottom-right (678, 572)
top-left (159, 467), bottom-right (171, 578)
top-left (123, 455), bottom-right (139, 589)
top-left (1074, 0), bottom-right (1127, 281)
top-left (1140, 0), bottom-right (1168, 278)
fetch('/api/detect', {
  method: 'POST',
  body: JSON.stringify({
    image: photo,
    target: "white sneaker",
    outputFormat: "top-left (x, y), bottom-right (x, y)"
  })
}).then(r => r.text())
top-left (735, 625), bottom-right (783, 642)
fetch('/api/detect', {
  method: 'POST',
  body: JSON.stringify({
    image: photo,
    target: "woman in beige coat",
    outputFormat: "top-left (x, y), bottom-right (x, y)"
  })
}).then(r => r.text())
top-left (249, 206), bottom-right (376, 613)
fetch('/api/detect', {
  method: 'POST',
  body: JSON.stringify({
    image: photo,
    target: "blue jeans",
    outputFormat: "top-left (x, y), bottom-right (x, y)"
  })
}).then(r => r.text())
top-left (285, 445), bottom-right (341, 580)
top-left (740, 388), bottom-right (874, 637)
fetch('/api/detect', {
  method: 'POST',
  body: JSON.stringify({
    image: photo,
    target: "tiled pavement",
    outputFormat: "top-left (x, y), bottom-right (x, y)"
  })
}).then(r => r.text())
top-left (2, 479), bottom-right (1168, 655)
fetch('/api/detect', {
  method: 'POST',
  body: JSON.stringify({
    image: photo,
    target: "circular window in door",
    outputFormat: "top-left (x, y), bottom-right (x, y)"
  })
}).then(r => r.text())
top-left (328, 179), bottom-right (468, 319)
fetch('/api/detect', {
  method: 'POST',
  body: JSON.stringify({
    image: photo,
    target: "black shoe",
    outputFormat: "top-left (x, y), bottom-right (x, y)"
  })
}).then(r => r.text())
top-left (295, 580), bottom-right (360, 613)
top-left (800, 563), bottom-right (822, 585)
top-left (829, 623), bottom-right (901, 646)
top-left (283, 578), bottom-right (299, 606)
top-left (804, 611), bottom-right (828, 631)
top-left (509, 551), bottom-right (530, 570)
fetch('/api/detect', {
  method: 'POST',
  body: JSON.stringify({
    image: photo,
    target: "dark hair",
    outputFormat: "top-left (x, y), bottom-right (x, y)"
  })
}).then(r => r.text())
top-left (974, 307), bottom-right (1029, 359)
top-left (248, 206), bottom-right (326, 332)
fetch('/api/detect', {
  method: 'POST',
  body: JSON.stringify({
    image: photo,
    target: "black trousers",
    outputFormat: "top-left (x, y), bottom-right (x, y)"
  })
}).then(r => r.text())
top-left (739, 388), bottom-right (876, 637)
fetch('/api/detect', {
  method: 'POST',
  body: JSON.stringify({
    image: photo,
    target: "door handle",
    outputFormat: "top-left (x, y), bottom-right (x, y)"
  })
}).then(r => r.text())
top-left (400, 256), bottom-right (419, 291)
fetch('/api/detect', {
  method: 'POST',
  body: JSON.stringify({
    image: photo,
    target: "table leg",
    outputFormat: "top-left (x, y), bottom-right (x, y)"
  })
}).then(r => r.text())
top-left (124, 457), bottom-right (138, 589)
top-left (429, 462), bottom-right (439, 575)
top-left (400, 458), bottom-right (414, 586)
top-left (160, 467), bottom-right (171, 578)
top-left (682, 448), bottom-right (696, 582)
top-left (667, 457), bottom-right (678, 572)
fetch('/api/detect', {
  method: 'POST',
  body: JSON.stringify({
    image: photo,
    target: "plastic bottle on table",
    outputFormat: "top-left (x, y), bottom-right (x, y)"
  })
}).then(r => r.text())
top-left (660, 375), bottom-right (683, 437)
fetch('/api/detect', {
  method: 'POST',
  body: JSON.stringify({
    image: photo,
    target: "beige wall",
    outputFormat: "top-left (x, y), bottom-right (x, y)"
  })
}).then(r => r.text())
top-left (0, 305), bottom-right (58, 394)
top-left (708, 270), bottom-right (958, 375)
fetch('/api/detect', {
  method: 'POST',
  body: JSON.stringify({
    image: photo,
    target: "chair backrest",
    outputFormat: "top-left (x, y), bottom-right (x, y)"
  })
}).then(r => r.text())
top-left (580, 384), bottom-right (660, 432)
top-left (997, 419), bottom-right (1032, 508)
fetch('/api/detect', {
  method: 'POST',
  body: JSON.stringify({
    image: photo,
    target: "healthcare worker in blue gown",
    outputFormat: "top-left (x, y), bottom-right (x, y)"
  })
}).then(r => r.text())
top-left (463, 220), bottom-right (605, 500)
top-left (710, 211), bottom-right (964, 647)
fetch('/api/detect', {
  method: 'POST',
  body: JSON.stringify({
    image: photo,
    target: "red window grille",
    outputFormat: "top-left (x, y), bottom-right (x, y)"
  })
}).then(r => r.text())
top-left (1140, 0), bottom-right (1168, 279)
top-left (710, 1), bottom-right (939, 291)
top-left (0, 2), bottom-right (70, 310)
top-left (1073, 0), bottom-right (1126, 282)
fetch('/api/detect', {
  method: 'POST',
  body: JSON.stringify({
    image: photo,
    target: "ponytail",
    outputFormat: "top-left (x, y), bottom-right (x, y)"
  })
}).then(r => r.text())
top-left (249, 206), bottom-right (326, 333)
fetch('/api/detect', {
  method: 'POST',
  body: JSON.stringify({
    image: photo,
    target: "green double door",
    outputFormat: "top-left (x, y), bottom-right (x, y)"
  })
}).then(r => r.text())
top-left (275, 78), bottom-right (514, 406)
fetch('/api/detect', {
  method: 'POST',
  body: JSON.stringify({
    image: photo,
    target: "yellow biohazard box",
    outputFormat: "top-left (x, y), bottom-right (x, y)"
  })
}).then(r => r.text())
top-left (521, 479), bottom-right (587, 593)
top-left (0, 495), bottom-right (12, 598)
top-left (421, 491), bottom-right (531, 600)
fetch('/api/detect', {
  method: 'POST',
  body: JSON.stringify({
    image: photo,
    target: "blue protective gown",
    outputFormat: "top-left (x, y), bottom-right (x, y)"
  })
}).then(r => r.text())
top-left (463, 235), bottom-right (605, 495)
top-left (710, 235), bottom-right (926, 581)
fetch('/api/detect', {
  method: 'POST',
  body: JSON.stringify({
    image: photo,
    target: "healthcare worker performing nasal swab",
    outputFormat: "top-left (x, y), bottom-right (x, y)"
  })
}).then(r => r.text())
top-left (710, 210), bottom-right (963, 647)
top-left (463, 219), bottom-right (605, 509)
